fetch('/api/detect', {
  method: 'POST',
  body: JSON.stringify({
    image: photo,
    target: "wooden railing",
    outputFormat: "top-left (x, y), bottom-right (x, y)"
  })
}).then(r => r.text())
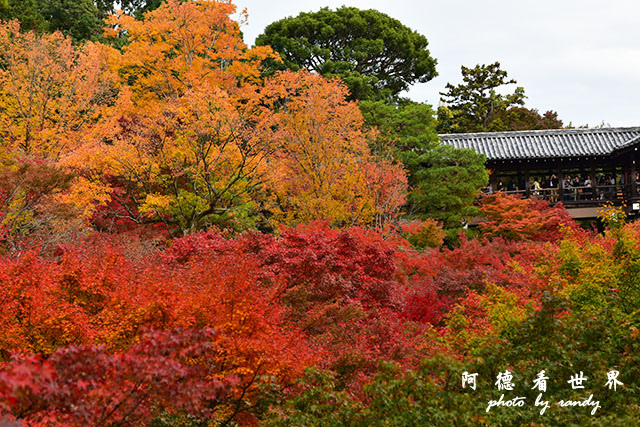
top-left (488, 183), bottom-right (640, 206)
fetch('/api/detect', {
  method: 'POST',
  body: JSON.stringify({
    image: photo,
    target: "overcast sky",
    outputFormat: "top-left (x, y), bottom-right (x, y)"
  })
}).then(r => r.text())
top-left (233, 0), bottom-right (640, 128)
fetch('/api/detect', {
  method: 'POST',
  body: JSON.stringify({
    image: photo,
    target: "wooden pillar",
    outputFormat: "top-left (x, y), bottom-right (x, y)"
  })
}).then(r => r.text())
top-left (612, 166), bottom-right (618, 200)
top-left (525, 167), bottom-right (531, 198)
top-left (590, 161), bottom-right (597, 200)
top-left (632, 156), bottom-right (638, 198)
top-left (549, 167), bottom-right (559, 202)
top-left (517, 168), bottom-right (522, 193)
top-left (623, 158), bottom-right (631, 198)
top-left (490, 168), bottom-right (498, 192)
top-left (558, 163), bottom-right (564, 203)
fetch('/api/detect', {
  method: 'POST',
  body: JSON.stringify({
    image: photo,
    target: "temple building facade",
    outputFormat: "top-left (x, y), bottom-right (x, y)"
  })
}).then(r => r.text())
top-left (440, 127), bottom-right (640, 219)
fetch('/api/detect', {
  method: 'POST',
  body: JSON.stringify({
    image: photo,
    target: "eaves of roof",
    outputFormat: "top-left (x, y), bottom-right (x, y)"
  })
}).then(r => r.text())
top-left (438, 127), bottom-right (640, 161)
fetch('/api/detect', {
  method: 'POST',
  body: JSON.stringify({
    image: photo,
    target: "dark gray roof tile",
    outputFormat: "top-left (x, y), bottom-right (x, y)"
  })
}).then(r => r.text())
top-left (439, 127), bottom-right (640, 160)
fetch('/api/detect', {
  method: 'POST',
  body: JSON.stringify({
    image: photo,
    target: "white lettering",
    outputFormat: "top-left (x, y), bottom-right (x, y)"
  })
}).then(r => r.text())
top-left (534, 393), bottom-right (550, 415)
top-left (486, 394), bottom-right (526, 413)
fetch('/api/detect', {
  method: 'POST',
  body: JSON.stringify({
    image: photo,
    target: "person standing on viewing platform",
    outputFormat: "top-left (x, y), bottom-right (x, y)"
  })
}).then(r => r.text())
top-left (532, 178), bottom-right (542, 197)
top-left (584, 176), bottom-right (592, 200)
top-left (609, 175), bottom-right (616, 198)
top-left (562, 175), bottom-right (572, 201)
top-left (549, 174), bottom-right (558, 202)
top-left (598, 176), bottom-right (606, 200)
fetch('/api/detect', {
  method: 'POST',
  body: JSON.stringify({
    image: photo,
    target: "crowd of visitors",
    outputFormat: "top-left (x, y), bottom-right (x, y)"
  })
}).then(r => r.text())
top-left (485, 172), bottom-right (640, 202)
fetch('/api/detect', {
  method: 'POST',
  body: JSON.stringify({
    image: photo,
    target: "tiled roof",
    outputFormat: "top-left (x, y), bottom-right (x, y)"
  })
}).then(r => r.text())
top-left (439, 127), bottom-right (640, 161)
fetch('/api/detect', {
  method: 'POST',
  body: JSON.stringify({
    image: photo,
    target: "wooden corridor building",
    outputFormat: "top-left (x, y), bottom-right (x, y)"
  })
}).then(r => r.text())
top-left (440, 127), bottom-right (640, 219)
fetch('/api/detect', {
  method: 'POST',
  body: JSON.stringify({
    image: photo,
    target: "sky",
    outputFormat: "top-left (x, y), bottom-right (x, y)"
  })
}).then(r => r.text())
top-left (233, 0), bottom-right (640, 128)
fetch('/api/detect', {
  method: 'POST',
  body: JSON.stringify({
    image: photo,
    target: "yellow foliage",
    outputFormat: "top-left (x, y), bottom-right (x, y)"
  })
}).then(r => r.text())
top-left (54, 177), bottom-right (112, 221)
top-left (140, 193), bottom-right (173, 216)
top-left (262, 71), bottom-right (404, 228)
top-left (0, 22), bottom-right (117, 158)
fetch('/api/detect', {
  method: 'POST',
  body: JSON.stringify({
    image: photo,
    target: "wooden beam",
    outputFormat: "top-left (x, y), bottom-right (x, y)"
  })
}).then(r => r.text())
top-left (590, 160), bottom-right (597, 201)
top-left (632, 155), bottom-right (638, 198)
top-left (558, 164), bottom-right (564, 203)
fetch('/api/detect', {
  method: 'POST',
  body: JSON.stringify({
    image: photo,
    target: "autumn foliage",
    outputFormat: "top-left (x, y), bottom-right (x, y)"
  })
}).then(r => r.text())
top-left (0, 216), bottom-right (567, 423)
top-left (261, 71), bottom-right (407, 228)
top-left (0, 329), bottom-right (232, 426)
top-left (478, 192), bottom-right (578, 241)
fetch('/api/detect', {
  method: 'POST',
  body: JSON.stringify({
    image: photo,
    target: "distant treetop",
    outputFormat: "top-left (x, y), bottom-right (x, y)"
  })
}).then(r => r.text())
top-left (256, 6), bottom-right (437, 101)
top-left (0, 0), bottom-right (165, 42)
top-left (437, 62), bottom-right (563, 133)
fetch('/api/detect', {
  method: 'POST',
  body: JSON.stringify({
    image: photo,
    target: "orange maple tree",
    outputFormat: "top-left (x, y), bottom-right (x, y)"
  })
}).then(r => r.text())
top-left (66, 0), bottom-right (282, 233)
top-left (262, 71), bottom-right (407, 228)
top-left (0, 21), bottom-right (116, 159)
top-left (106, 0), bottom-right (275, 102)
top-left (0, 22), bottom-right (117, 234)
